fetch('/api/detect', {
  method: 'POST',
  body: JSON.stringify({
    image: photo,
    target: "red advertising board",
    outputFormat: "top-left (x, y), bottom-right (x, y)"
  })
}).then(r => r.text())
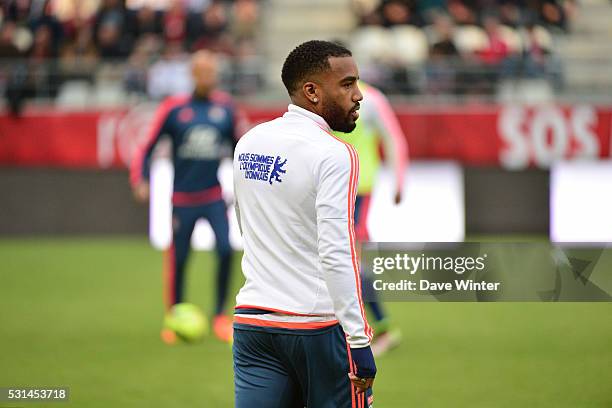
top-left (1, 104), bottom-right (610, 169)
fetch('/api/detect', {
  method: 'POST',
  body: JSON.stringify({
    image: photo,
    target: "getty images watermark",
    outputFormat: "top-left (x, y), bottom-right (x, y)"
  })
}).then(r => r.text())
top-left (370, 252), bottom-right (500, 292)
top-left (361, 243), bottom-right (612, 302)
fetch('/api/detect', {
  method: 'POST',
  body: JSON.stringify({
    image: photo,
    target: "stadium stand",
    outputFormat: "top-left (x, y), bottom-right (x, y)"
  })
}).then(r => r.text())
top-left (0, 0), bottom-right (264, 113)
top-left (1, 0), bottom-right (612, 110)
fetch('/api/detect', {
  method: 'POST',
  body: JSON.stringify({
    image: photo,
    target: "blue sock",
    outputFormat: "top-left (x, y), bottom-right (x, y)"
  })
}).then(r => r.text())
top-left (368, 300), bottom-right (386, 323)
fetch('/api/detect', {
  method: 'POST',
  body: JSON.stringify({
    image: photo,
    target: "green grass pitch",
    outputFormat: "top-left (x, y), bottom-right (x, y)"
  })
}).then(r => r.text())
top-left (1, 238), bottom-right (611, 407)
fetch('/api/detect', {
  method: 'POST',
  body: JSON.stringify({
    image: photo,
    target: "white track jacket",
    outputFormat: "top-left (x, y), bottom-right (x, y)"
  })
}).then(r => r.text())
top-left (233, 104), bottom-right (373, 348)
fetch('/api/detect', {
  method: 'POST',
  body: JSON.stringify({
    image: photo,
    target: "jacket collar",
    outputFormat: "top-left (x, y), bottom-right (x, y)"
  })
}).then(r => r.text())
top-left (284, 104), bottom-right (331, 132)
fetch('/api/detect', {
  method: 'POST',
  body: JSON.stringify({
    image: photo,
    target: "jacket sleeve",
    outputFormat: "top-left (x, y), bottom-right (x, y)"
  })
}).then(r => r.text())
top-left (129, 98), bottom-right (175, 187)
top-left (315, 144), bottom-right (373, 348)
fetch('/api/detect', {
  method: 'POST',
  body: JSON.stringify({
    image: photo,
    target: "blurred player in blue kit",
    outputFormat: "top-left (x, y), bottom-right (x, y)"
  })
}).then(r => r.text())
top-left (131, 50), bottom-right (244, 344)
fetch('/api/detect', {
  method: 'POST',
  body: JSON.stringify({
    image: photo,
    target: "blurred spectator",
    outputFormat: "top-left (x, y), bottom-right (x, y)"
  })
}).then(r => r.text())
top-left (426, 13), bottom-right (461, 94)
top-left (0, 22), bottom-right (21, 59)
top-left (225, 0), bottom-right (261, 94)
top-left (96, 19), bottom-right (129, 57)
top-left (540, 0), bottom-right (568, 32)
top-left (380, 0), bottom-right (423, 27)
top-left (477, 14), bottom-right (510, 65)
top-left (522, 23), bottom-right (548, 75)
top-left (447, 0), bottom-right (477, 25)
top-left (10, 2), bottom-right (61, 102)
top-left (351, 0), bottom-right (382, 25)
top-left (28, 24), bottom-right (58, 97)
top-left (127, 5), bottom-right (162, 40)
top-left (0, 21), bottom-right (28, 114)
top-left (428, 12), bottom-right (459, 56)
top-left (29, 22), bottom-right (55, 59)
top-left (187, 0), bottom-right (232, 54)
top-left (499, 1), bottom-right (522, 27)
top-left (6, 0), bottom-right (34, 25)
top-left (59, 1), bottom-right (96, 44)
top-left (59, 22), bottom-right (98, 80)
top-left (29, 0), bottom-right (63, 57)
top-left (147, 43), bottom-right (191, 98)
top-left (503, 22), bottom-right (550, 79)
top-left (561, 0), bottom-right (578, 30)
top-left (57, 1), bottom-right (99, 80)
top-left (163, 0), bottom-right (187, 46)
top-left (123, 37), bottom-right (153, 95)
top-left (230, 0), bottom-right (258, 46)
top-left (468, 14), bottom-right (510, 94)
top-left (93, 0), bottom-right (131, 58)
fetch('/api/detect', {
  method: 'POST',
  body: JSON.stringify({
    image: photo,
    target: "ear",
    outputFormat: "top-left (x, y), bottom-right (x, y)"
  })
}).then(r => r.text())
top-left (302, 81), bottom-right (319, 104)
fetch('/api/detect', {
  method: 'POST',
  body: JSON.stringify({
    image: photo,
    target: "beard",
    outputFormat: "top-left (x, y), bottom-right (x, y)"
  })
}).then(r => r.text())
top-left (321, 99), bottom-right (357, 133)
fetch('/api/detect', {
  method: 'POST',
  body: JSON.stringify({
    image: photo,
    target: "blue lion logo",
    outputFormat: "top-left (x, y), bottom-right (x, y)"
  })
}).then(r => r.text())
top-left (269, 156), bottom-right (287, 184)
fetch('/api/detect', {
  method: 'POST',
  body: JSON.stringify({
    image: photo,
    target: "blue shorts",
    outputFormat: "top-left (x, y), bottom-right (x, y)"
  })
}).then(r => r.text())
top-left (233, 323), bottom-right (373, 408)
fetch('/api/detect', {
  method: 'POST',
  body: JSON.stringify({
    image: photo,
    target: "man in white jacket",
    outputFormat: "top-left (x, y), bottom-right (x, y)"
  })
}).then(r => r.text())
top-left (232, 40), bottom-right (376, 408)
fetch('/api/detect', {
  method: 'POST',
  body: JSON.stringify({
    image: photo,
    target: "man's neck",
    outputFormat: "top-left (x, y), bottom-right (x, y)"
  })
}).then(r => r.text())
top-left (193, 90), bottom-right (211, 100)
top-left (291, 98), bottom-right (318, 117)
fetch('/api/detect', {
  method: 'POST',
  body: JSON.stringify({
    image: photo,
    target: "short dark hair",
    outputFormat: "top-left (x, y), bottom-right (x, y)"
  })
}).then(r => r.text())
top-left (281, 40), bottom-right (352, 95)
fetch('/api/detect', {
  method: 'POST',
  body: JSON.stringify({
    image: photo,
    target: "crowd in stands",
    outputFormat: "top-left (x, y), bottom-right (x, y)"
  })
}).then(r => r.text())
top-left (0, 0), bottom-right (581, 112)
top-left (0, 0), bottom-right (261, 113)
top-left (350, 0), bottom-right (574, 95)
top-left (353, 0), bottom-right (576, 32)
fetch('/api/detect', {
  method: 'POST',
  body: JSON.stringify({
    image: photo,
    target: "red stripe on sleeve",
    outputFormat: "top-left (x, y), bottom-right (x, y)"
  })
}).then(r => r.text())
top-left (322, 128), bottom-right (374, 343)
top-left (345, 144), bottom-right (373, 342)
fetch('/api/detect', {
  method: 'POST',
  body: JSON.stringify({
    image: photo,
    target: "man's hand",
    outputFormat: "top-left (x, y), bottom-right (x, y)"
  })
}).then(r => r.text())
top-left (133, 182), bottom-right (150, 203)
top-left (349, 345), bottom-right (376, 394)
top-left (348, 373), bottom-right (375, 394)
